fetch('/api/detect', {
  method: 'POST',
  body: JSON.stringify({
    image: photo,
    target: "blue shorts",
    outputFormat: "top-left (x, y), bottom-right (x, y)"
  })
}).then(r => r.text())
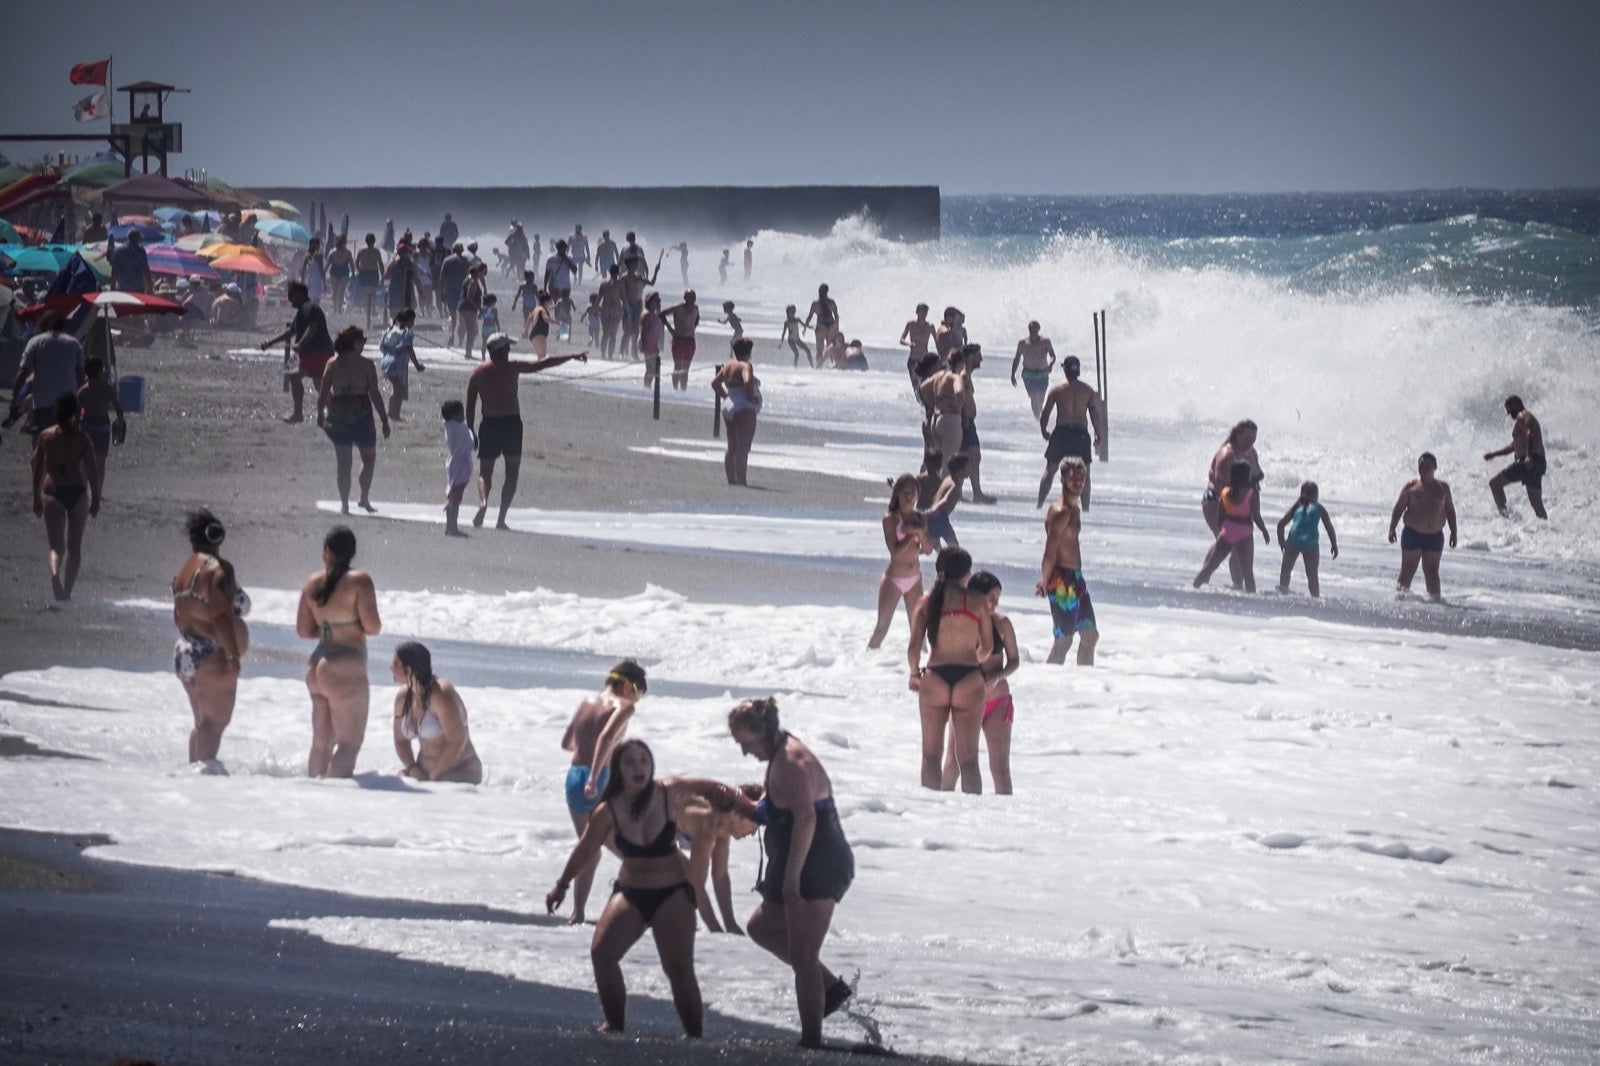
top-left (925, 509), bottom-right (956, 546)
top-left (565, 765), bottom-right (609, 815)
top-left (1400, 527), bottom-right (1445, 553)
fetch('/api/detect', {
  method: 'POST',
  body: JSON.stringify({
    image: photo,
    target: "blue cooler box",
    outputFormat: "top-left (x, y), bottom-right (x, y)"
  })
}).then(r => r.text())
top-left (117, 375), bottom-right (146, 414)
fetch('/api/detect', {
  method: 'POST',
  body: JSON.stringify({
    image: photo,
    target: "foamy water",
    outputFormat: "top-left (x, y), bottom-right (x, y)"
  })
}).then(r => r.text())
top-left (6, 216), bottom-right (1599, 1062)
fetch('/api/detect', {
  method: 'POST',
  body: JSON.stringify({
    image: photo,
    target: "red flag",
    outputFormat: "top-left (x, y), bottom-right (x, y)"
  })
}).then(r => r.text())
top-left (69, 58), bottom-right (110, 86)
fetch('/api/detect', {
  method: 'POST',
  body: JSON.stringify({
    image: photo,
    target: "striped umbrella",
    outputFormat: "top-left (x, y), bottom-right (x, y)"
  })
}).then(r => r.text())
top-left (146, 244), bottom-right (220, 281)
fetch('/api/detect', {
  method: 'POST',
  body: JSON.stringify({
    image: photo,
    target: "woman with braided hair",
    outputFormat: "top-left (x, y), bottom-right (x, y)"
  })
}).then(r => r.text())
top-left (295, 526), bottom-right (382, 777)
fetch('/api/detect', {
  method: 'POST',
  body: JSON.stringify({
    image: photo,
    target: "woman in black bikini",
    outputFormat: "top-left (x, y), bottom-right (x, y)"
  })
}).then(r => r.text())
top-left (726, 697), bottom-right (855, 1048)
top-left (30, 393), bottom-right (99, 602)
top-left (908, 546), bottom-right (993, 793)
top-left (295, 526), bottom-right (381, 778)
top-left (172, 509), bottom-right (250, 770)
top-left (547, 738), bottom-right (740, 1037)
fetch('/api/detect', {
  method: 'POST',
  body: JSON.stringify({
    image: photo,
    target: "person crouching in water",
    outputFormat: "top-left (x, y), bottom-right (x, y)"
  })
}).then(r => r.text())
top-left (390, 641), bottom-right (482, 783)
top-left (547, 739), bottom-right (748, 1037)
top-left (1194, 460), bottom-right (1269, 592)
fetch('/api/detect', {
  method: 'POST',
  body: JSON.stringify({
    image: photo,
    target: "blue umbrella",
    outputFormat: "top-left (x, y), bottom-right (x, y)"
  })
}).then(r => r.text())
top-left (108, 222), bottom-right (165, 242)
top-left (2, 247), bottom-right (66, 273)
top-left (153, 207), bottom-right (193, 223)
top-left (255, 218), bottom-right (311, 244)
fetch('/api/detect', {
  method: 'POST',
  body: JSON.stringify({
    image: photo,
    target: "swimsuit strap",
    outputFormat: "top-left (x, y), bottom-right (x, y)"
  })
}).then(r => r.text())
top-left (940, 591), bottom-right (983, 626)
top-left (173, 556), bottom-right (215, 603)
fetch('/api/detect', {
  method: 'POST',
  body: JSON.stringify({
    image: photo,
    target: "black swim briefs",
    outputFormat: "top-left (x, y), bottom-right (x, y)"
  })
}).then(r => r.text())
top-left (1045, 424), bottom-right (1093, 465)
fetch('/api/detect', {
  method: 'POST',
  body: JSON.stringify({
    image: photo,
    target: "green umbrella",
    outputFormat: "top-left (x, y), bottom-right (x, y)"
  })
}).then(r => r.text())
top-left (61, 161), bottom-right (126, 188)
top-left (0, 164), bottom-right (30, 187)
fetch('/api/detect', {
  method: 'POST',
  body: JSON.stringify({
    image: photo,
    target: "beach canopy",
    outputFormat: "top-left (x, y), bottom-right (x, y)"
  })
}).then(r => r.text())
top-left (101, 172), bottom-right (210, 207)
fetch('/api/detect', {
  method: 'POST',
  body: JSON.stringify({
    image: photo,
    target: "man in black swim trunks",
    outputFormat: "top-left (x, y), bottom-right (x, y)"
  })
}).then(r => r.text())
top-left (1036, 356), bottom-right (1105, 509)
top-left (1485, 395), bottom-right (1548, 520)
top-left (464, 332), bottom-right (587, 530)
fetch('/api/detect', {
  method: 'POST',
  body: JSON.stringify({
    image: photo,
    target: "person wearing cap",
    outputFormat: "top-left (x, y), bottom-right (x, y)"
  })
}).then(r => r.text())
top-left (1036, 355), bottom-right (1105, 510)
top-left (465, 333), bottom-right (587, 530)
top-left (1011, 321), bottom-right (1058, 420)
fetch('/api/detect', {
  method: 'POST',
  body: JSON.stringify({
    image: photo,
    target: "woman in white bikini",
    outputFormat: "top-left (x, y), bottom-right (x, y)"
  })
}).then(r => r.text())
top-left (390, 641), bottom-right (482, 784)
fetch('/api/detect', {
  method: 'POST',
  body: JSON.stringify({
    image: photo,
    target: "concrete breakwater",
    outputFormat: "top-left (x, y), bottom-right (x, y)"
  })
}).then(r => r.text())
top-left (246, 185), bottom-right (940, 245)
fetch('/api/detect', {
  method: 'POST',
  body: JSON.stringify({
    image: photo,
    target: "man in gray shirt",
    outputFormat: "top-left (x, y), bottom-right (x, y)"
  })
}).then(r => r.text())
top-left (12, 310), bottom-right (86, 434)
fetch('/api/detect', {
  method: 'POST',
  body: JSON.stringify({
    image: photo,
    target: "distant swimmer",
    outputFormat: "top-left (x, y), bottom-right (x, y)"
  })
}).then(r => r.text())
top-left (1275, 480), bottom-right (1338, 597)
top-left (1011, 321), bottom-right (1057, 419)
top-left (465, 332), bottom-right (587, 530)
top-left (570, 224), bottom-right (591, 283)
top-left (956, 344), bottom-right (997, 504)
top-left (718, 248), bottom-right (730, 285)
top-left (1036, 356), bottom-right (1104, 509)
top-left (1036, 458), bottom-right (1099, 665)
top-left (899, 303), bottom-right (936, 392)
top-left (868, 474), bottom-right (932, 650)
top-left (675, 242), bottom-right (690, 287)
top-left (1485, 395), bottom-right (1548, 520)
top-left (1193, 460), bottom-right (1270, 593)
top-left (595, 230), bottom-right (620, 277)
top-left (804, 284), bottom-right (840, 355)
top-left (743, 238), bottom-right (753, 281)
top-left (295, 526), bottom-right (381, 778)
top-left (171, 509), bottom-right (250, 772)
top-left (390, 642), bottom-right (483, 784)
top-left (557, 661), bottom-right (648, 924)
top-left (1388, 451), bottom-right (1457, 601)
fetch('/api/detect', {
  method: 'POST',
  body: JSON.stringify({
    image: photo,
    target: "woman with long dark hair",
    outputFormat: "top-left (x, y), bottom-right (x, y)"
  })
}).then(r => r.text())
top-left (867, 473), bottom-right (931, 649)
top-left (726, 697), bottom-right (855, 1048)
top-left (171, 509), bottom-right (250, 770)
top-left (390, 641), bottom-right (482, 784)
top-left (908, 546), bottom-right (993, 793)
top-left (295, 526), bottom-right (381, 777)
top-left (546, 739), bottom-right (741, 1037)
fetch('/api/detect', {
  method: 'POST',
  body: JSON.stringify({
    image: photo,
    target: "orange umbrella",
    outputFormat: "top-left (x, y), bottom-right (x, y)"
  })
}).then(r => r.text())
top-left (198, 242), bottom-right (275, 262)
top-left (209, 253), bottom-right (281, 275)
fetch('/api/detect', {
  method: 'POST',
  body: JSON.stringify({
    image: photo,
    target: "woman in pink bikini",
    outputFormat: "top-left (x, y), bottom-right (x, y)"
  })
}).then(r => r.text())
top-left (1194, 460), bottom-right (1270, 592)
top-left (867, 474), bottom-right (932, 649)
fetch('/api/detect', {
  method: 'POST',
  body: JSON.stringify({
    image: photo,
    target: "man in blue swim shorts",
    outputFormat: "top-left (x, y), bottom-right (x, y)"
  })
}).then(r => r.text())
top-left (557, 660), bottom-right (648, 923)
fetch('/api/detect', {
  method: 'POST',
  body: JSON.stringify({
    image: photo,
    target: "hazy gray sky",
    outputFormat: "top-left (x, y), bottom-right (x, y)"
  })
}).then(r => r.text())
top-left (5, 0), bottom-right (1598, 194)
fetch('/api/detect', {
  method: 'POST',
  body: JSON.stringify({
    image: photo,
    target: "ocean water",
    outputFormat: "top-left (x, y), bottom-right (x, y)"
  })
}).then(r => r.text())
top-left (5, 191), bottom-right (1600, 1063)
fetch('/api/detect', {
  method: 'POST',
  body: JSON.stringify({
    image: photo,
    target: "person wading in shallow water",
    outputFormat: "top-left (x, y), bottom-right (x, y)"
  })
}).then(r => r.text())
top-left (1389, 451), bottom-right (1458, 601)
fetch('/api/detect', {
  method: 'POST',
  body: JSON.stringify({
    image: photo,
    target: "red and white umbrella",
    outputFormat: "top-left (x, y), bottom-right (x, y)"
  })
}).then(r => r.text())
top-left (20, 291), bottom-right (186, 319)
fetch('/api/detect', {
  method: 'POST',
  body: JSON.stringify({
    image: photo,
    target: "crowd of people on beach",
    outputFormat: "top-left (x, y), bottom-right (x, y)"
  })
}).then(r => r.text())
top-left (3, 200), bottom-right (1557, 1047)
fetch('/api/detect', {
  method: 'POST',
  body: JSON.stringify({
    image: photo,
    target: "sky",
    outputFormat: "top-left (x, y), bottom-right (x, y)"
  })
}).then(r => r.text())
top-left (4, 0), bottom-right (1599, 195)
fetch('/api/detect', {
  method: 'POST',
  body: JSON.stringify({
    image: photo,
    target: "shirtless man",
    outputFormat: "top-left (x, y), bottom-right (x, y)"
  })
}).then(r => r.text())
top-left (594, 230), bottom-right (620, 277)
top-left (596, 265), bottom-right (624, 359)
top-left (899, 303), bottom-right (936, 393)
top-left (804, 284), bottom-right (840, 355)
top-left (956, 345), bottom-right (997, 504)
top-left (559, 659), bottom-right (649, 924)
top-left (934, 307), bottom-right (966, 363)
top-left (569, 224), bottom-right (591, 283)
top-left (1011, 321), bottom-right (1058, 419)
top-left (1388, 451), bottom-right (1458, 601)
top-left (619, 252), bottom-right (663, 358)
top-left (662, 290), bottom-right (701, 392)
top-left (465, 332), bottom-right (588, 530)
top-left (1485, 395), bottom-right (1548, 520)
top-left (354, 234), bottom-right (385, 329)
top-left (742, 238), bottom-right (753, 281)
top-left (1036, 458), bottom-right (1098, 665)
top-left (1036, 356), bottom-right (1105, 509)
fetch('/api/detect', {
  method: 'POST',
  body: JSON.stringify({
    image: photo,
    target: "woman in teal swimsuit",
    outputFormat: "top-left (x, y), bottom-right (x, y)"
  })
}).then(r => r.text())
top-left (295, 526), bottom-right (382, 778)
top-left (908, 546), bottom-right (993, 793)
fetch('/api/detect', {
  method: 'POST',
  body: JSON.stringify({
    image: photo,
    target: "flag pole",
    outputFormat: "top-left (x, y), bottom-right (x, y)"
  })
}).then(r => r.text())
top-left (107, 55), bottom-right (114, 124)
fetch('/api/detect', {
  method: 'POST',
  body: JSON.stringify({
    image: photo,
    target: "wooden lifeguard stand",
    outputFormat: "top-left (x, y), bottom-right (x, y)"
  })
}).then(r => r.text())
top-left (112, 80), bottom-right (184, 176)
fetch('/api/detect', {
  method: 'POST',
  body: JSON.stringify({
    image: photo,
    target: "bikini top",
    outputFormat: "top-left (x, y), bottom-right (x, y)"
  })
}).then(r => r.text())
top-left (940, 591), bottom-right (983, 627)
top-left (401, 707), bottom-right (445, 742)
top-left (173, 557), bottom-right (252, 618)
top-left (613, 789), bottom-right (681, 858)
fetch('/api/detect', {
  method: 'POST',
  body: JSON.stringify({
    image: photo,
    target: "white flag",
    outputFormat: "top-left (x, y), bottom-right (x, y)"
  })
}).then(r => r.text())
top-left (73, 90), bottom-right (108, 123)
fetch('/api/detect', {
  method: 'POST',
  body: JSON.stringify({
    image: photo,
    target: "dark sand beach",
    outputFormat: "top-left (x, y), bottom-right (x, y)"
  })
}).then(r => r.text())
top-left (0, 323), bottom-right (917, 1064)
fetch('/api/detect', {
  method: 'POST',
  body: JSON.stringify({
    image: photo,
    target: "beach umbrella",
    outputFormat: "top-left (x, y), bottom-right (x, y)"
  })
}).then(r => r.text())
top-left (2, 247), bottom-right (68, 273)
top-left (153, 207), bottom-right (195, 224)
top-left (118, 214), bottom-right (163, 227)
top-left (266, 199), bottom-right (301, 217)
top-left (0, 164), bottom-right (30, 186)
top-left (192, 209), bottom-right (223, 226)
top-left (209, 252), bottom-right (281, 275)
top-left (146, 244), bottom-right (220, 281)
top-left (60, 160), bottom-right (126, 187)
top-left (0, 219), bottom-right (19, 244)
top-left (243, 208), bottom-right (280, 221)
top-left (108, 221), bottom-right (164, 242)
top-left (176, 232), bottom-right (225, 251)
top-left (20, 290), bottom-right (185, 320)
top-left (39, 244), bottom-right (78, 267)
top-left (197, 242), bottom-right (274, 262)
top-left (255, 218), bottom-right (309, 244)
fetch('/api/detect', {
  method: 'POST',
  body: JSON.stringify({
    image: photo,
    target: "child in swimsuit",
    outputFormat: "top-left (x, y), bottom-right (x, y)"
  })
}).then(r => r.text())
top-left (1276, 480), bottom-right (1339, 596)
top-left (442, 400), bottom-right (475, 537)
top-left (781, 305), bottom-right (812, 367)
top-left (1194, 460), bottom-right (1269, 592)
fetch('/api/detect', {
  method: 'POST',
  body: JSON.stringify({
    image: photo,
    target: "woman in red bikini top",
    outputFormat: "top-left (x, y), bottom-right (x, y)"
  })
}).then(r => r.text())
top-left (908, 546), bottom-right (994, 794)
